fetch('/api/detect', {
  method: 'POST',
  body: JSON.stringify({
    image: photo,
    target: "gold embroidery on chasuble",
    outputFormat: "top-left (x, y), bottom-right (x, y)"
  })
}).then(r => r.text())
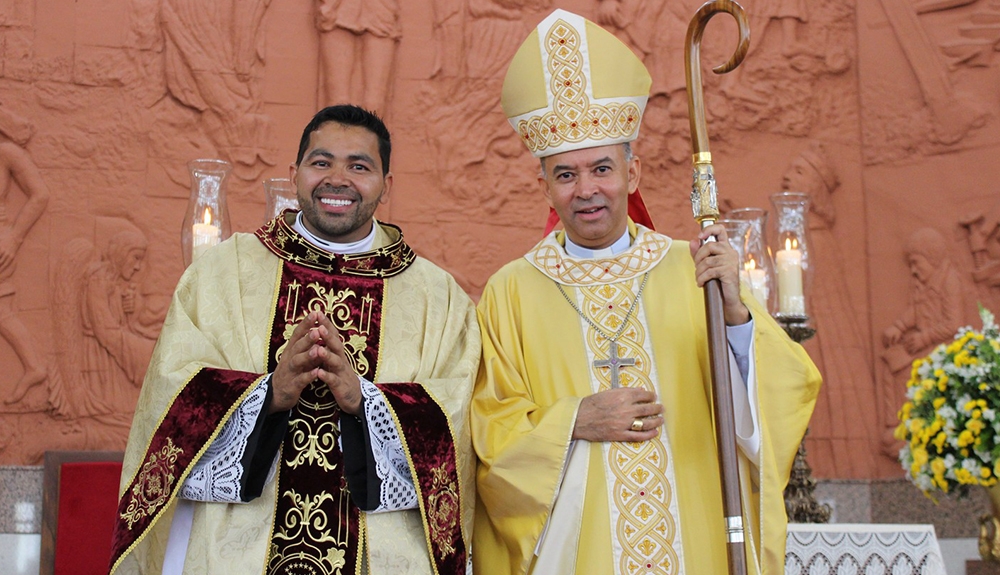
top-left (275, 281), bottom-right (376, 379)
top-left (516, 19), bottom-right (641, 156)
top-left (525, 228), bottom-right (680, 575)
top-left (266, 268), bottom-right (385, 574)
top-left (427, 465), bottom-right (460, 557)
top-left (120, 438), bottom-right (184, 530)
top-left (573, 280), bottom-right (680, 575)
top-left (256, 218), bottom-right (413, 575)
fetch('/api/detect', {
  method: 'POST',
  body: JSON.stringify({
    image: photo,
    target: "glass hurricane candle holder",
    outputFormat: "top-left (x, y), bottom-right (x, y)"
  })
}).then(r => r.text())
top-left (719, 218), bottom-right (751, 264)
top-left (182, 159), bottom-right (232, 267)
top-left (727, 207), bottom-right (775, 313)
top-left (264, 177), bottom-right (299, 223)
top-left (769, 192), bottom-right (812, 320)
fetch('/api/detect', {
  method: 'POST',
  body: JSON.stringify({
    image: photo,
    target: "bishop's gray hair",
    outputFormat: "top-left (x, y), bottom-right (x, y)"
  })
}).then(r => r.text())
top-left (539, 141), bottom-right (633, 173)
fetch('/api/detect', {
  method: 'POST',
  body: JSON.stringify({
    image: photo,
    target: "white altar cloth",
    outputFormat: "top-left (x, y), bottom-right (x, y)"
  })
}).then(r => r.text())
top-left (785, 523), bottom-right (946, 575)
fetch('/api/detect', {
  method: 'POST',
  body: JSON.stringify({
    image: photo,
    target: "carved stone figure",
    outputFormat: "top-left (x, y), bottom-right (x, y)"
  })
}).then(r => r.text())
top-left (753, 0), bottom-right (809, 58)
top-left (0, 109), bottom-right (50, 406)
top-left (781, 142), bottom-right (877, 475)
top-left (594, 0), bottom-right (688, 97)
top-left (879, 227), bottom-right (964, 454)
top-left (316, 0), bottom-right (400, 114)
top-left (960, 201), bottom-right (1000, 308)
top-left (466, 0), bottom-right (546, 79)
top-left (875, 0), bottom-right (985, 145)
top-left (133, 0), bottom-right (276, 182)
top-left (431, 0), bottom-right (465, 78)
top-left (419, 0), bottom-right (550, 228)
top-left (48, 225), bottom-right (158, 445)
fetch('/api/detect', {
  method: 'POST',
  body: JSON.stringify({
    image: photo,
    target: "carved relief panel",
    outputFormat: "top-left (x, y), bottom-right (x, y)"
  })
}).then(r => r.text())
top-left (0, 0), bottom-right (994, 484)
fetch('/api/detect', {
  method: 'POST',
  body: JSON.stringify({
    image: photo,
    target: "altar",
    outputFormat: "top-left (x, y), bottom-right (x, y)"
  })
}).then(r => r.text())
top-left (785, 523), bottom-right (946, 575)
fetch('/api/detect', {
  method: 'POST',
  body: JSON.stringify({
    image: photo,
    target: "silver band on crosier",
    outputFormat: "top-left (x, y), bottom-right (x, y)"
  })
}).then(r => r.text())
top-left (725, 515), bottom-right (745, 543)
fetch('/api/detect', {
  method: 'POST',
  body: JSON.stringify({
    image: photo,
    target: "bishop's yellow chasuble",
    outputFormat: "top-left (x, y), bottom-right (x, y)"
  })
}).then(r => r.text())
top-left (472, 222), bottom-right (821, 575)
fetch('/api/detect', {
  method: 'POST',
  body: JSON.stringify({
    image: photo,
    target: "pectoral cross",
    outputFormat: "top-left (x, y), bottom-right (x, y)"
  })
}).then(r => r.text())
top-left (593, 340), bottom-right (635, 388)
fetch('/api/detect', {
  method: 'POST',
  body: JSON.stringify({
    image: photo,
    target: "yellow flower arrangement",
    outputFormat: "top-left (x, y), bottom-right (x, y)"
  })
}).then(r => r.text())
top-left (897, 305), bottom-right (1000, 496)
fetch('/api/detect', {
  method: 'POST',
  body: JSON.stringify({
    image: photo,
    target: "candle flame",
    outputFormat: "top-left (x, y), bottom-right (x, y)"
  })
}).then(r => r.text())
top-left (744, 257), bottom-right (757, 272)
top-left (202, 207), bottom-right (212, 225)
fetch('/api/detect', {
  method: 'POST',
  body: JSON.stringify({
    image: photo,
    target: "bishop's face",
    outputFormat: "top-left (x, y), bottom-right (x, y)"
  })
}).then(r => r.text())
top-left (539, 143), bottom-right (640, 250)
top-left (291, 122), bottom-right (392, 244)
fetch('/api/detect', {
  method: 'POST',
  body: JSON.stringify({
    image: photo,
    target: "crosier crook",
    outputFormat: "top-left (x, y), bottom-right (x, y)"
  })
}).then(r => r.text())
top-left (684, 2), bottom-right (751, 575)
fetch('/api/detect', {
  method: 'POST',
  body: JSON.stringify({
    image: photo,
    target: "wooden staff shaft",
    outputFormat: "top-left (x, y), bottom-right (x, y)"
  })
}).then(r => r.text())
top-left (684, 3), bottom-right (751, 575)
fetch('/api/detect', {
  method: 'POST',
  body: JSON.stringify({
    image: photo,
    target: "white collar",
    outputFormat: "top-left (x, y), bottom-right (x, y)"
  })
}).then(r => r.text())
top-left (292, 212), bottom-right (376, 254)
top-left (564, 228), bottom-right (631, 259)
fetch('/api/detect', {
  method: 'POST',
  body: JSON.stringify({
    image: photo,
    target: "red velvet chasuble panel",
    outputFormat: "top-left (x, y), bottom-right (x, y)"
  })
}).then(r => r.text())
top-left (109, 369), bottom-right (263, 573)
top-left (255, 216), bottom-right (467, 575)
top-left (264, 258), bottom-right (385, 575)
top-left (378, 383), bottom-right (467, 574)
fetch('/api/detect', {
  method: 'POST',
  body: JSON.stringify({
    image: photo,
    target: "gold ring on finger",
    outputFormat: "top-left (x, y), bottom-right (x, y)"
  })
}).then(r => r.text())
top-left (631, 418), bottom-right (644, 432)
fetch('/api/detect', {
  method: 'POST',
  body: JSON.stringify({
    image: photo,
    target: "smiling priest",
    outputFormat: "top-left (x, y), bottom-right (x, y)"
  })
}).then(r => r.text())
top-left (470, 10), bottom-right (822, 575)
top-left (108, 105), bottom-right (479, 575)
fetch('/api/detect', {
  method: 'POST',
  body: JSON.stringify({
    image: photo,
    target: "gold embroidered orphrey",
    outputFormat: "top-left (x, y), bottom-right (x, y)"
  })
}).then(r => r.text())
top-left (275, 280), bottom-right (376, 378)
top-left (580, 278), bottom-right (680, 574)
top-left (268, 488), bottom-right (350, 574)
top-left (557, 274), bottom-right (650, 389)
top-left (261, 218), bottom-right (415, 277)
top-left (283, 383), bottom-right (341, 472)
top-left (516, 18), bottom-right (641, 155)
top-left (120, 437), bottom-right (184, 530)
top-left (529, 230), bottom-right (669, 286)
top-left (427, 465), bottom-right (460, 557)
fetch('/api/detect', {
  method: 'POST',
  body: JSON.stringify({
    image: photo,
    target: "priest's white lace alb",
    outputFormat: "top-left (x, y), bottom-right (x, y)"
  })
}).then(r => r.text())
top-left (180, 376), bottom-right (268, 502)
top-left (359, 378), bottom-right (418, 512)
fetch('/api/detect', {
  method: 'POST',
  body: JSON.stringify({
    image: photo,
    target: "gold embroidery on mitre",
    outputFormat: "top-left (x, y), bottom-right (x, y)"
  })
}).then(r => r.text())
top-left (427, 465), bottom-right (460, 557)
top-left (516, 18), bottom-right (641, 156)
top-left (578, 280), bottom-right (680, 574)
top-left (120, 438), bottom-right (184, 530)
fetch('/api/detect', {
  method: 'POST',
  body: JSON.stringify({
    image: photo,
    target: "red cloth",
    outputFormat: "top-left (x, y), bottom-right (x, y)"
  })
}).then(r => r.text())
top-left (54, 461), bottom-right (122, 575)
top-left (542, 189), bottom-right (655, 236)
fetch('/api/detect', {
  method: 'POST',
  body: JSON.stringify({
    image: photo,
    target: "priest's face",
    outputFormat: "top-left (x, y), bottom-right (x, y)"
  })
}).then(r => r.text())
top-left (539, 143), bottom-right (640, 249)
top-left (291, 121), bottom-right (393, 243)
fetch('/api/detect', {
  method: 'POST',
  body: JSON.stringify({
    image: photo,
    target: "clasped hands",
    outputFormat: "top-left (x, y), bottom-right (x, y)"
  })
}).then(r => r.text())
top-left (270, 310), bottom-right (362, 415)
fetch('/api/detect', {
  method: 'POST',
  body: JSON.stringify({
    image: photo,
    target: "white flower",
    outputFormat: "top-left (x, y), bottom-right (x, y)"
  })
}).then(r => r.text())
top-left (980, 304), bottom-right (997, 332)
top-left (914, 474), bottom-right (933, 491)
top-left (958, 394), bottom-right (974, 415)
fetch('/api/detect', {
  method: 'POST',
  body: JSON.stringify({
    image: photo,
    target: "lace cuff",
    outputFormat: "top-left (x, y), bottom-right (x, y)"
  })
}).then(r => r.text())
top-left (359, 377), bottom-right (418, 513)
top-left (179, 375), bottom-right (268, 502)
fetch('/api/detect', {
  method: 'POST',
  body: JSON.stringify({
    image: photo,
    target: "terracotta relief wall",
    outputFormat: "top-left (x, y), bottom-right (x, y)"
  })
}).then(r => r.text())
top-left (0, 0), bottom-right (993, 481)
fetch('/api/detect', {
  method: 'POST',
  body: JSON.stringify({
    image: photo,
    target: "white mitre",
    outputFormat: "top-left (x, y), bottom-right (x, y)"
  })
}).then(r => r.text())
top-left (500, 9), bottom-right (653, 159)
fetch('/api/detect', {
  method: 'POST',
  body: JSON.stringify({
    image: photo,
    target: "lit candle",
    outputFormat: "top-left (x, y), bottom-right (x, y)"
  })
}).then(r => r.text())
top-left (192, 207), bottom-right (221, 262)
top-left (743, 257), bottom-right (769, 309)
top-left (776, 238), bottom-right (805, 315)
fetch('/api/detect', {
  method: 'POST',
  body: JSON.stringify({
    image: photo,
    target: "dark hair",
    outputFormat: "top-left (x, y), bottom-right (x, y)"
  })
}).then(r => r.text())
top-left (295, 105), bottom-right (392, 175)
